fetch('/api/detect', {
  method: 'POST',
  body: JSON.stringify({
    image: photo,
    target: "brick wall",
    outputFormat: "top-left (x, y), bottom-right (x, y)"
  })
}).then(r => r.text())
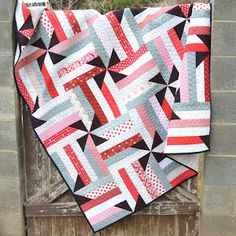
top-left (200, 0), bottom-right (236, 235)
top-left (0, 0), bottom-right (26, 235)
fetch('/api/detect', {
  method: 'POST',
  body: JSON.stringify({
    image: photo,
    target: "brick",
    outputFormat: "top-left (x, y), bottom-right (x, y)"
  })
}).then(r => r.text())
top-left (211, 92), bottom-right (236, 123)
top-left (201, 185), bottom-right (236, 215)
top-left (0, 151), bottom-right (24, 181)
top-left (204, 155), bottom-right (236, 186)
top-left (0, 88), bottom-right (16, 119)
top-left (0, 22), bottom-right (13, 55)
top-left (200, 215), bottom-right (236, 236)
top-left (211, 22), bottom-right (236, 56)
top-left (0, 0), bottom-right (14, 21)
top-left (0, 56), bottom-right (14, 87)
top-left (210, 57), bottom-right (236, 90)
top-left (0, 120), bottom-right (18, 151)
top-left (213, 0), bottom-right (236, 21)
top-left (0, 207), bottom-right (25, 236)
top-left (209, 125), bottom-right (236, 155)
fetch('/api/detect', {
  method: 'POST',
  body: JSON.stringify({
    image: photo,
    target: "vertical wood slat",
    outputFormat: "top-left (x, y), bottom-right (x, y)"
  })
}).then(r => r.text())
top-left (126, 216), bottom-right (150, 236)
top-left (100, 220), bottom-right (126, 236)
top-left (23, 107), bottom-right (50, 201)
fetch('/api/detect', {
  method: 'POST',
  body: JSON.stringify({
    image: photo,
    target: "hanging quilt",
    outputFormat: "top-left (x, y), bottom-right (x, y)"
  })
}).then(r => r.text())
top-left (14, 0), bottom-right (211, 232)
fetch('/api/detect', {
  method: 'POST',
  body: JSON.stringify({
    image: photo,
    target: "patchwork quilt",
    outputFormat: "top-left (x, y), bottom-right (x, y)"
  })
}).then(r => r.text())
top-left (14, 0), bottom-right (211, 232)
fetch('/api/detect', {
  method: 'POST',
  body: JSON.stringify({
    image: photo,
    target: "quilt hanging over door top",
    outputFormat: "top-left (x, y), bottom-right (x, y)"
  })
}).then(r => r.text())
top-left (14, 0), bottom-right (211, 232)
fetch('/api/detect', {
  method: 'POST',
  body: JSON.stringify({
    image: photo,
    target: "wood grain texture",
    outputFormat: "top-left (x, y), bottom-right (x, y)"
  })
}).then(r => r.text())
top-left (25, 201), bottom-right (199, 217)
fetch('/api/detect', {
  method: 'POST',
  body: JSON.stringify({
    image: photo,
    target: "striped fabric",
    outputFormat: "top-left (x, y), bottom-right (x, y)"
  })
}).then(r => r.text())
top-left (14, 0), bottom-right (211, 232)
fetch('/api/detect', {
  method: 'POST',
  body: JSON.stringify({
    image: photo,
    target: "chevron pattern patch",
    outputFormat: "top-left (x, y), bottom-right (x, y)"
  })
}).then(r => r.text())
top-left (14, 0), bottom-right (211, 232)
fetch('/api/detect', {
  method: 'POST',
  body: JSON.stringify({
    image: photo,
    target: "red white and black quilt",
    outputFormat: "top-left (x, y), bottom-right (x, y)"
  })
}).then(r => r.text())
top-left (14, 0), bottom-right (211, 232)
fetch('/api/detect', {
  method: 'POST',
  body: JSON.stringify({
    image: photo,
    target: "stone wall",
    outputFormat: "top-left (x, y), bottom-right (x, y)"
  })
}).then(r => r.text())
top-left (200, 0), bottom-right (236, 235)
top-left (0, 0), bottom-right (26, 235)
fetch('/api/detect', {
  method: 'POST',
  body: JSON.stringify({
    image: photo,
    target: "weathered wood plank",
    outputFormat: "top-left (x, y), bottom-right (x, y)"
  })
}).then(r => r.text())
top-left (100, 219), bottom-right (126, 236)
top-left (177, 215), bottom-right (198, 236)
top-left (25, 201), bottom-right (199, 217)
top-left (51, 217), bottom-right (77, 236)
top-left (27, 218), bottom-right (52, 236)
top-left (126, 216), bottom-right (150, 236)
top-left (26, 179), bottom-right (68, 205)
top-left (23, 107), bottom-right (50, 200)
top-left (149, 216), bottom-right (175, 236)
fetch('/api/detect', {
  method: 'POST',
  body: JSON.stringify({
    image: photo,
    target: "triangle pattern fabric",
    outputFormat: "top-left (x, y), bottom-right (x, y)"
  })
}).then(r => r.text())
top-left (14, 1), bottom-right (211, 233)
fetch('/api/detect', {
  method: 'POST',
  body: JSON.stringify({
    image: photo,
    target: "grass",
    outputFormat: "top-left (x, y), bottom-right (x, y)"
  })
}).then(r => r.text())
top-left (49, 0), bottom-right (199, 12)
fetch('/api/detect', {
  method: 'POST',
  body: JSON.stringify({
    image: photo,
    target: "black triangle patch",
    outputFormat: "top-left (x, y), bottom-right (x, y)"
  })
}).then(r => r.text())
top-left (70, 120), bottom-right (87, 131)
top-left (73, 194), bottom-right (91, 205)
top-left (168, 86), bottom-right (177, 96)
top-left (37, 53), bottom-right (46, 70)
top-left (77, 134), bottom-right (88, 151)
top-left (33, 97), bottom-right (40, 113)
top-left (113, 9), bottom-right (125, 23)
top-left (200, 135), bottom-right (210, 149)
top-left (32, 37), bottom-right (46, 49)
top-left (171, 111), bottom-right (180, 120)
top-left (93, 71), bottom-right (106, 89)
top-left (90, 113), bottom-right (102, 131)
top-left (20, 15), bottom-right (34, 30)
top-left (130, 8), bottom-right (146, 17)
top-left (198, 35), bottom-right (211, 49)
top-left (196, 52), bottom-right (208, 67)
top-left (134, 195), bottom-right (146, 212)
top-left (152, 132), bottom-right (163, 149)
top-left (17, 32), bottom-right (29, 46)
top-left (49, 31), bottom-right (60, 48)
top-left (49, 52), bottom-right (66, 64)
top-left (187, 4), bottom-right (193, 18)
top-left (116, 200), bottom-right (132, 211)
top-left (167, 6), bottom-right (185, 18)
top-left (108, 70), bottom-right (126, 83)
top-left (152, 152), bottom-right (166, 163)
top-left (108, 50), bottom-right (121, 68)
top-left (90, 134), bottom-right (107, 146)
top-left (174, 21), bottom-right (186, 40)
top-left (174, 88), bottom-right (180, 103)
top-left (169, 66), bottom-right (179, 85)
top-left (132, 139), bottom-right (149, 150)
top-left (155, 88), bottom-right (167, 106)
top-left (150, 73), bottom-right (166, 85)
top-left (31, 116), bottom-right (46, 128)
top-left (74, 175), bottom-right (86, 192)
top-left (87, 56), bottom-right (105, 68)
top-left (139, 154), bottom-right (150, 170)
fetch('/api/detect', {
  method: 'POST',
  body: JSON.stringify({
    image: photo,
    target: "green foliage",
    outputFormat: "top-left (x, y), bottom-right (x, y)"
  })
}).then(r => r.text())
top-left (49, 0), bottom-right (197, 12)
top-left (80, 0), bottom-right (161, 13)
top-left (50, 0), bottom-right (161, 12)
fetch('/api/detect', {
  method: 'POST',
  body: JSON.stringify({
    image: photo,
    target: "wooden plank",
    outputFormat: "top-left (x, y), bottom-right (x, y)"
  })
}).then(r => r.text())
top-left (27, 218), bottom-right (52, 236)
top-left (26, 179), bottom-right (68, 205)
top-left (125, 216), bottom-right (150, 236)
top-left (25, 201), bottom-right (199, 217)
top-left (100, 220), bottom-right (125, 236)
top-left (149, 216), bottom-right (175, 236)
top-left (51, 217), bottom-right (77, 236)
top-left (23, 107), bottom-right (50, 200)
top-left (177, 215), bottom-right (198, 236)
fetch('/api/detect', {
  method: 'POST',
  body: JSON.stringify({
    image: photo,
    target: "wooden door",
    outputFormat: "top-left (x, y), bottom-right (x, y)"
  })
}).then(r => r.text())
top-left (22, 104), bottom-right (201, 236)
top-left (22, 1), bottom-right (205, 234)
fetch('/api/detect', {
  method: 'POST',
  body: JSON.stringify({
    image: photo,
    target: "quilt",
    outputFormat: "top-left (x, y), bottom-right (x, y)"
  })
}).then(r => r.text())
top-left (14, 0), bottom-right (211, 232)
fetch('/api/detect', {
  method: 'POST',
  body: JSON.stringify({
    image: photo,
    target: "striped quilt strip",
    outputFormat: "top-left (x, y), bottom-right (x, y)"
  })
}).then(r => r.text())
top-left (14, 0), bottom-right (211, 232)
